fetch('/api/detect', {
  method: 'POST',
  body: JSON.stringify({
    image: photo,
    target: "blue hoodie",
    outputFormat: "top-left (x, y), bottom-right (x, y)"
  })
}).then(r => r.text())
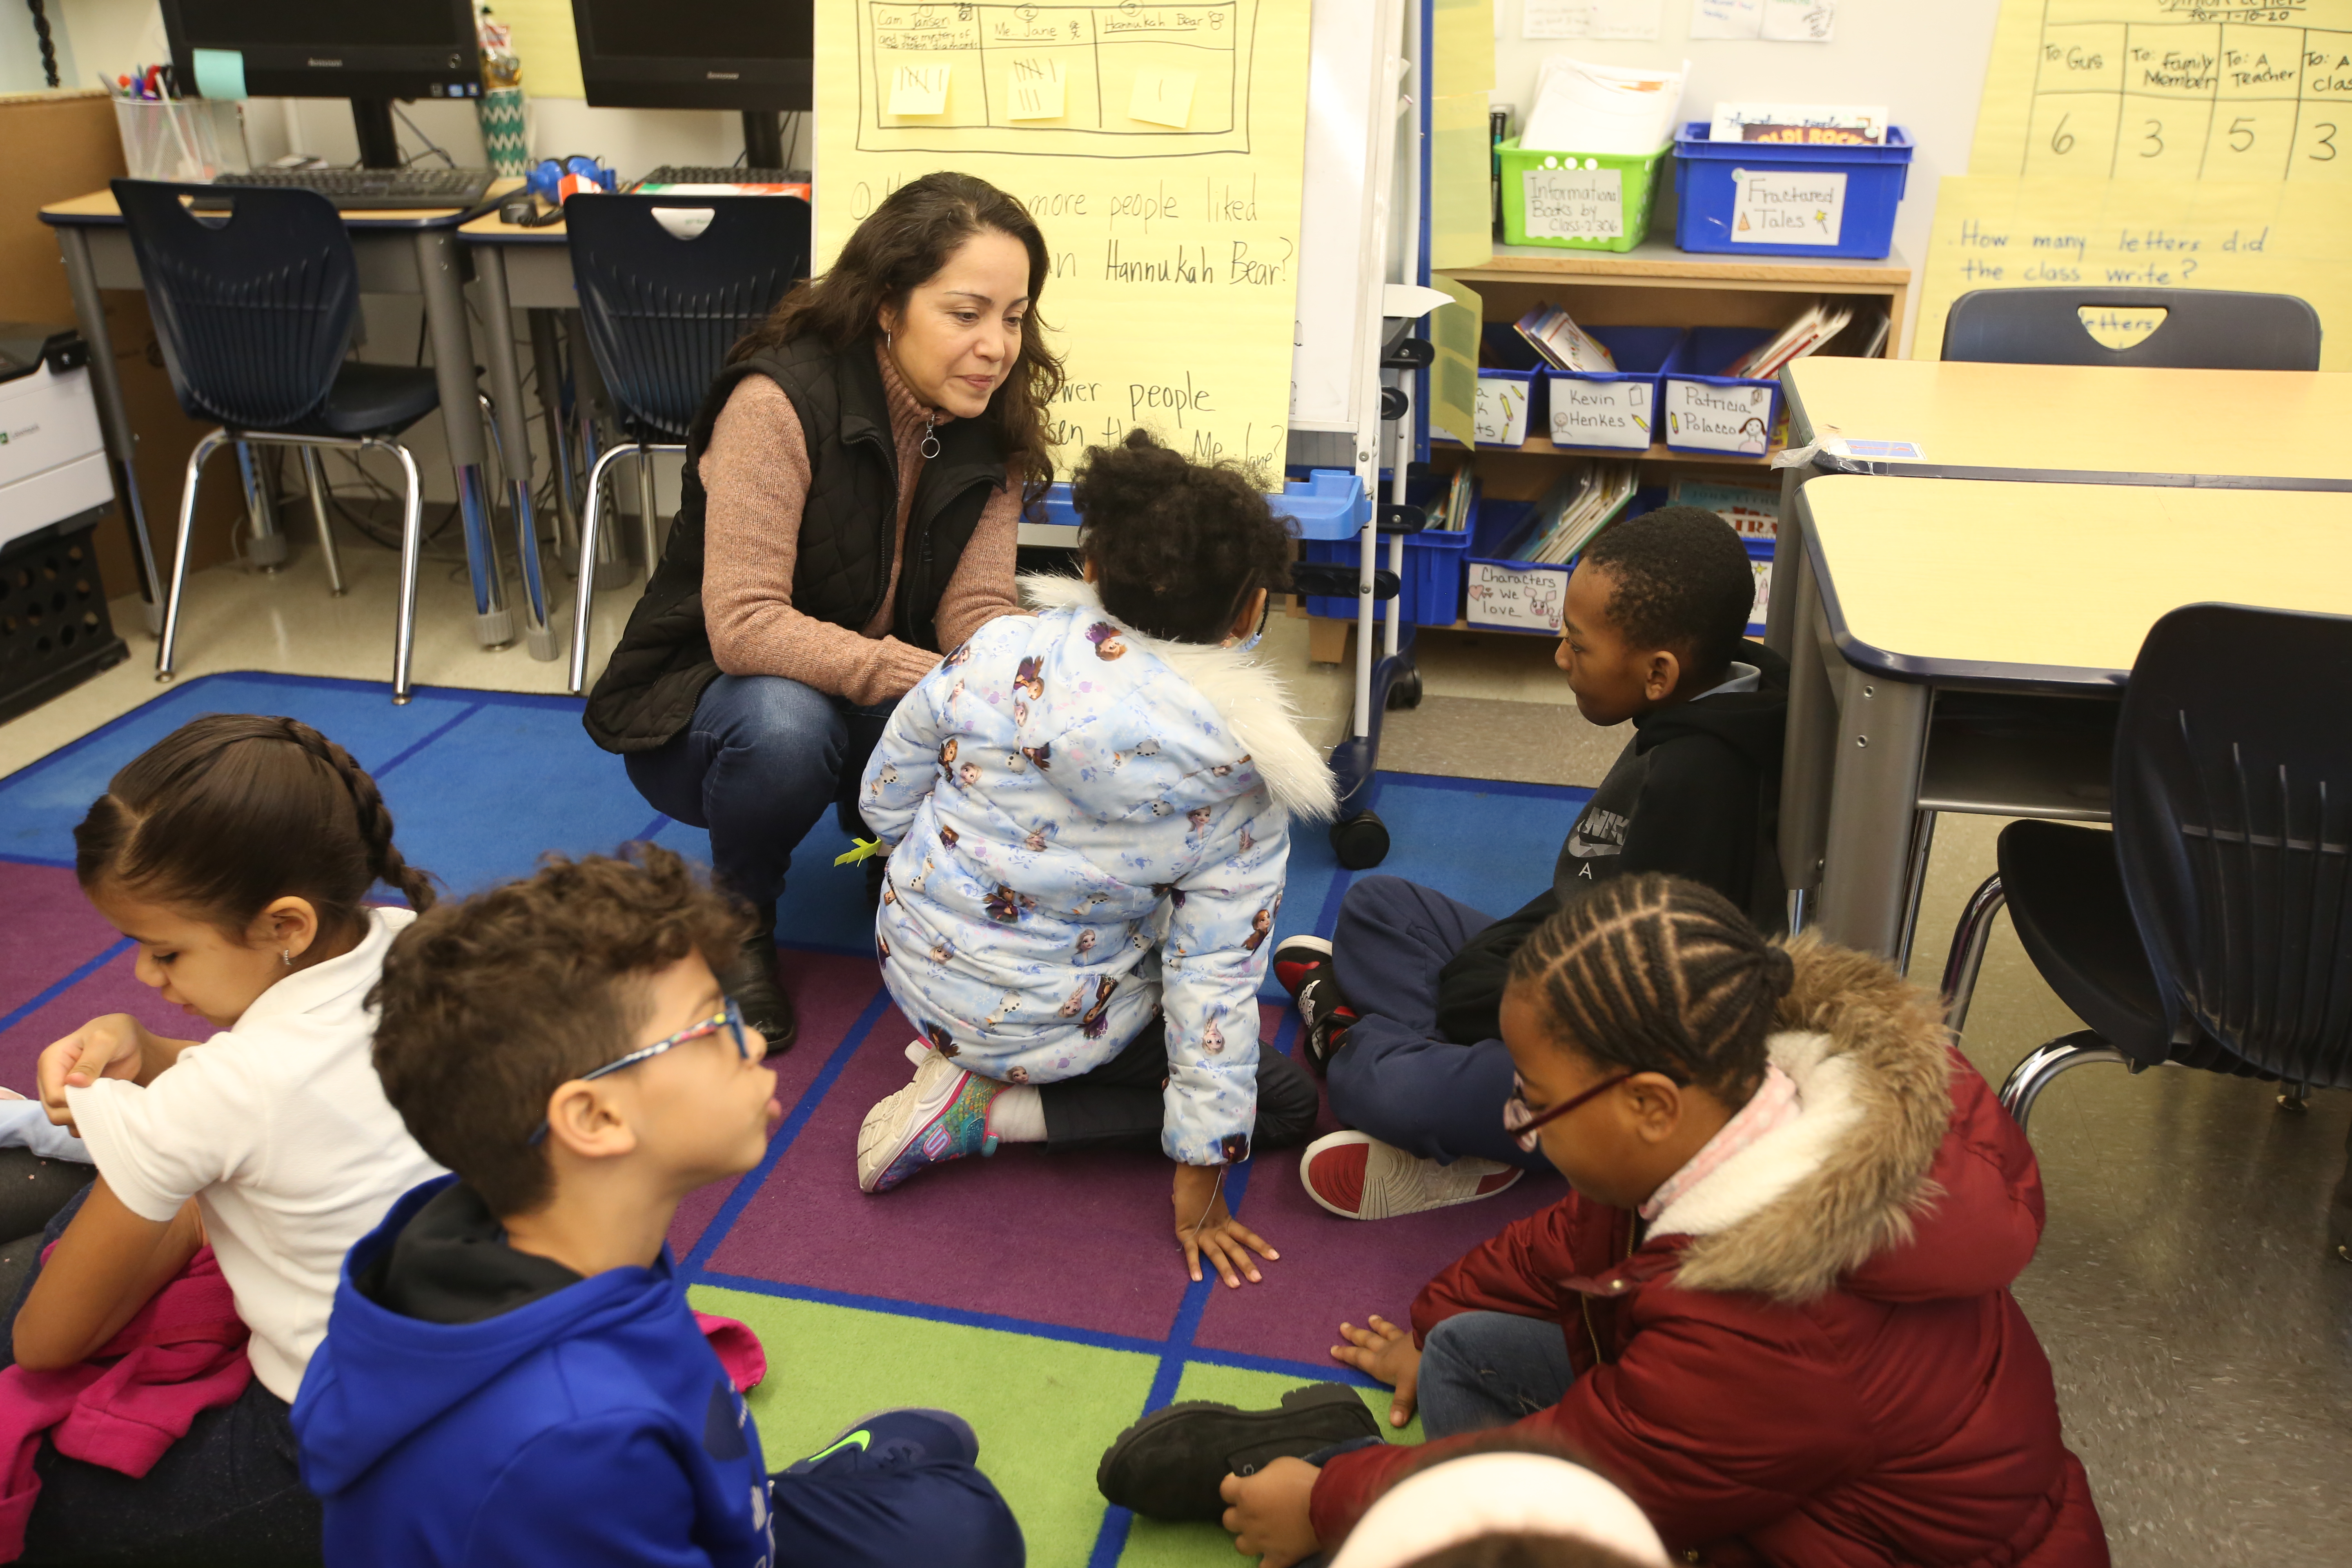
top-left (292, 1177), bottom-right (773, 1568)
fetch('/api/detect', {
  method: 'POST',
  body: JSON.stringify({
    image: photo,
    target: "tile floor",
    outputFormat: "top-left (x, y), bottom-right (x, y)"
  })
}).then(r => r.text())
top-left (6, 522), bottom-right (2348, 1564)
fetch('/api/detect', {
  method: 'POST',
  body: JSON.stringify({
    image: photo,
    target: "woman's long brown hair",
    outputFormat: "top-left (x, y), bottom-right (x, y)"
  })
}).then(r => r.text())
top-left (733, 171), bottom-right (1065, 509)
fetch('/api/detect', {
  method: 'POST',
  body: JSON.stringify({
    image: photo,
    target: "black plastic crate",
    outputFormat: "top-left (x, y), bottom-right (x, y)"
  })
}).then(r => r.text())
top-left (0, 520), bottom-right (129, 726)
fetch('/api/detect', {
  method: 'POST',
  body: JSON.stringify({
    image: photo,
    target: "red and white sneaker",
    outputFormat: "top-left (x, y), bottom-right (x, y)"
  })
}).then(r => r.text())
top-left (1298, 1131), bottom-right (1523, 1220)
top-left (1270, 936), bottom-right (1357, 1071)
top-left (1270, 935), bottom-right (1332, 1000)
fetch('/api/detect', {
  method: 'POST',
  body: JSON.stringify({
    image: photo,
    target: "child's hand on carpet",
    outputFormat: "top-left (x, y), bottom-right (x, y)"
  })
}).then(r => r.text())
top-left (1332, 1315), bottom-right (1420, 1428)
top-left (1220, 1457), bottom-right (1320, 1567)
top-left (1174, 1162), bottom-right (1279, 1288)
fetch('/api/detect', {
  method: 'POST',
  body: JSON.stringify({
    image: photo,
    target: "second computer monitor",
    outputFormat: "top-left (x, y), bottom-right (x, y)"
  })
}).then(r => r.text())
top-left (572, 0), bottom-right (814, 113)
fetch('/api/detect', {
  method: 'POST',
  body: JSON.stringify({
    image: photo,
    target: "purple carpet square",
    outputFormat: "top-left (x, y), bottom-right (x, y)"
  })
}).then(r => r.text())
top-left (1196, 1021), bottom-right (1566, 1369)
top-left (705, 998), bottom-right (1195, 1343)
top-left (0, 938), bottom-right (196, 1091)
top-left (671, 948), bottom-right (885, 1256)
top-left (0, 863), bottom-right (130, 1023)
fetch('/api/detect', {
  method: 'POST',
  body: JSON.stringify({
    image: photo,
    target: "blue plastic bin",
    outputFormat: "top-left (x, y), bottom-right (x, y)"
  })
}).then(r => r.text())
top-left (1033, 468), bottom-right (1369, 542)
top-left (1661, 327), bottom-right (1783, 456)
top-left (1543, 325), bottom-right (1689, 453)
top-left (1301, 474), bottom-right (1470, 627)
top-left (1744, 534), bottom-right (1773, 637)
top-left (1463, 499), bottom-right (1564, 633)
top-left (1672, 124), bottom-right (1911, 259)
top-left (1474, 325), bottom-right (1546, 448)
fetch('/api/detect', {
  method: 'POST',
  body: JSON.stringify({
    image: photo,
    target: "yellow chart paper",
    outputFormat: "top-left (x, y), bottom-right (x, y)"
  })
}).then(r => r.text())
top-left (1428, 274), bottom-right (1484, 450)
top-left (1916, 175), bottom-right (2352, 369)
top-left (1969, 0), bottom-right (2352, 182)
top-left (818, 0), bottom-right (1310, 474)
top-left (494, 0), bottom-right (587, 100)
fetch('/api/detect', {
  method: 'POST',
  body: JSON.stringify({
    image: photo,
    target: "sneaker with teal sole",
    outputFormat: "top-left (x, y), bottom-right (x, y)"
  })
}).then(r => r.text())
top-left (858, 1049), bottom-right (1002, 1194)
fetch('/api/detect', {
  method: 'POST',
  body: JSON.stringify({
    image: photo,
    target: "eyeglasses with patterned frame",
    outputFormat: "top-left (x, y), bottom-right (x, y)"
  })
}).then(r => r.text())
top-left (527, 996), bottom-right (753, 1145)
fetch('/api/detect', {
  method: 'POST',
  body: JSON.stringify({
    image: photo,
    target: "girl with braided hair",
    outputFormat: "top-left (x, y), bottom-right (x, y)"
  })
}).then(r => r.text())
top-left (1107, 874), bottom-right (2109, 1568)
top-left (4, 715), bottom-right (444, 1562)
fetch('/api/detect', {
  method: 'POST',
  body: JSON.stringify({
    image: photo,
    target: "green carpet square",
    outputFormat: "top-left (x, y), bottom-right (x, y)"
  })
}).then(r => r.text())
top-left (690, 1286), bottom-right (1157, 1564)
top-left (1116, 1362), bottom-right (1424, 1568)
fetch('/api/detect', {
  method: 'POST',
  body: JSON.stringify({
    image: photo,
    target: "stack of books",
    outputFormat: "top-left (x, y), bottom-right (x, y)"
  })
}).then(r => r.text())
top-left (1435, 467), bottom-right (1479, 532)
top-left (1513, 304), bottom-right (1617, 374)
top-left (1720, 300), bottom-right (1854, 379)
top-left (1499, 462), bottom-right (1640, 566)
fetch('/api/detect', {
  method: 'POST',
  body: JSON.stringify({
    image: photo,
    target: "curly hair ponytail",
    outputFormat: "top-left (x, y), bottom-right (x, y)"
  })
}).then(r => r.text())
top-left (74, 713), bottom-right (437, 939)
top-left (1506, 873), bottom-right (1792, 1103)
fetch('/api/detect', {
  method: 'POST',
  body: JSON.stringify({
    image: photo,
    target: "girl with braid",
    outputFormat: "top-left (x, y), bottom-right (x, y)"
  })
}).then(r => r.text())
top-left (1105, 874), bottom-right (2109, 1568)
top-left (9, 715), bottom-right (443, 1563)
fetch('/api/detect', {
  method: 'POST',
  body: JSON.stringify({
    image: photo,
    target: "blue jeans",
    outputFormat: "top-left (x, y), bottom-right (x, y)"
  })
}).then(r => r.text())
top-left (625, 674), bottom-right (898, 911)
top-left (1324, 877), bottom-right (1550, 1171)
top-left (1415, 1310), bottom-right (1577, 1438)
top-left (772, 1409), bottom-right (1025, 1566)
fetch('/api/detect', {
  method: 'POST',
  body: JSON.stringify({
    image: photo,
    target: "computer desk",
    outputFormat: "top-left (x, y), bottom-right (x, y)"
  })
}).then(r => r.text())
top-left (39, 185), bottom-right (556, 659)
top-left (453, 208), bottom-right (610, 657)
top-left (1766, 357), bottom-right (2352, 651)
top-left (1780, 473), bottom-right (2352, 959)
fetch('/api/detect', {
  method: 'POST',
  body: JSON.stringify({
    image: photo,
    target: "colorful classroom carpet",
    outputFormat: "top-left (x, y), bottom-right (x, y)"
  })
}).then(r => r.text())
top-left (0, 673), bottom-right (1592, 1566)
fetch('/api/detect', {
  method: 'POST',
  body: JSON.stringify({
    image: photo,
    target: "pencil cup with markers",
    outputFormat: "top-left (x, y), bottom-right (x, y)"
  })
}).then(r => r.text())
top-left (114, 97), bottom-right (246, 182)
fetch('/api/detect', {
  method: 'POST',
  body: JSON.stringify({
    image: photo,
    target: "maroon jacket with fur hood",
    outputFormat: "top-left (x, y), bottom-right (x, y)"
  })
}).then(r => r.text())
top-left (1311, 942), bottom-right (2110, 1568)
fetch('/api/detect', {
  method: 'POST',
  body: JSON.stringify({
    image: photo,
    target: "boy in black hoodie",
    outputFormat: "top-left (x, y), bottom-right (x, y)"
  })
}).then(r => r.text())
top-left (1277, 507), bottom-right (1789, 1220)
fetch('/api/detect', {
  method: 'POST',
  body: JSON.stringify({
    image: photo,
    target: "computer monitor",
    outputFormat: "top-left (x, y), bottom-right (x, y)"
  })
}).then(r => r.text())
top-left (572, 0), bottom-right (813, 166)
top-left (159, 0), bottom-right (481, 168)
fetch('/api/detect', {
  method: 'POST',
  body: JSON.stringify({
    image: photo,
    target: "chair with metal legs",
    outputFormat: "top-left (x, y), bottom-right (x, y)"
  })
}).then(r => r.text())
top-left (1980, 605), bottom-right (2352, 1261)
top-left (1921, 290), bottom-right (2325, 1004)
top-left (113, 180), bottom-right (439, 704)
top-left (560, 193), bottom-right (810, 693)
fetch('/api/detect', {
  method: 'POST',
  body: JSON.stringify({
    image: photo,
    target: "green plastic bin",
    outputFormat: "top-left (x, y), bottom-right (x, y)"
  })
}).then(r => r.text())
top-left (1497, 138), bottom-right (1667, 253)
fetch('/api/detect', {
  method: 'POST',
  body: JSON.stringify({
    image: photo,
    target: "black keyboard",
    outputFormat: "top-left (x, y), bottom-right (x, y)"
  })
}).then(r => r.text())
top-left (208, 167), bottom-right (495, 211)
top-left (638, 165), bottom-right (808, 187)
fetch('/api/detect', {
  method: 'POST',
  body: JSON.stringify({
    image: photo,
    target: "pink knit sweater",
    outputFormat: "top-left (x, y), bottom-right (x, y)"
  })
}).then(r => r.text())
top-left (701, 343), bottom-right (1025, 706)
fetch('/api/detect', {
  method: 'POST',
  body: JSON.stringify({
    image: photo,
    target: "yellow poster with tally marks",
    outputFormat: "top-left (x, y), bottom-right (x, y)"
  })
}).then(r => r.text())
top-left (816, 0), bottom-right (1311, 478)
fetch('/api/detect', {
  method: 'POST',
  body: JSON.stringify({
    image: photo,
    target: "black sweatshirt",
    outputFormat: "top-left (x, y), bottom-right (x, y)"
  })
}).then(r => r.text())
top-left (1434, 642), bottom-right (1789, 1046)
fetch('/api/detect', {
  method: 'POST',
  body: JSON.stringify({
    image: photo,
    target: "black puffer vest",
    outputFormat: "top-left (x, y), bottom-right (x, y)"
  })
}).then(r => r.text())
top-left (583, 335), bottom-right (1011, 753)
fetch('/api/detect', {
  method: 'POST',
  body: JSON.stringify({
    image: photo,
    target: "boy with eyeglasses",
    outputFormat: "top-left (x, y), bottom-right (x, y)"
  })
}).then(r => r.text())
top-left (291, 846), bottom-right (1024, 1568)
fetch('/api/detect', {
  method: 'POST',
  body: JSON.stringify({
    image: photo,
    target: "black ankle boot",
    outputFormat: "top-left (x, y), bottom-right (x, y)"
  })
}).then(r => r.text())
top-left (727, 904), bottom-right (796, 1052)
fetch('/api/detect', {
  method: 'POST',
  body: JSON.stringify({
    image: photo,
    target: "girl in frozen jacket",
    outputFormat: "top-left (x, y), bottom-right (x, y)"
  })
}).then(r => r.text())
top-left (855, 430), bottom-right (1335, 1289)
top-left (1121, 874), bottom-right (2109, 1567)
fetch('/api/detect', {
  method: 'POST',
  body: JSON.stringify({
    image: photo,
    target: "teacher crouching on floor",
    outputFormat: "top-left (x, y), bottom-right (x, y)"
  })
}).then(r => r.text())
top-left (584, 172), bottom-right (1063, 1049)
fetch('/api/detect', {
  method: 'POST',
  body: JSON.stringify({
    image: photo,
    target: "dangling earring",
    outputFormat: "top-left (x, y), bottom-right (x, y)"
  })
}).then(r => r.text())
top-left (281, 950), bottom-right (294, 967)
top-left (885, 329), bottom-right (894, 349)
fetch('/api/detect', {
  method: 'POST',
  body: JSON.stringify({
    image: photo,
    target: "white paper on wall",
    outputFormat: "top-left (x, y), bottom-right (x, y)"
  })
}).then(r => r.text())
top-left (1688, 0), bottom-right (1762, 40)
top-left (1761, 0), bottom-right (1835, 42)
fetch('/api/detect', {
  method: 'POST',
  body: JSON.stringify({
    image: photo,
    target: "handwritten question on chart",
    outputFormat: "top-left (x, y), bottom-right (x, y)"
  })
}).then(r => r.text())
top-left (1916, 175), bottom-right (2352, 368)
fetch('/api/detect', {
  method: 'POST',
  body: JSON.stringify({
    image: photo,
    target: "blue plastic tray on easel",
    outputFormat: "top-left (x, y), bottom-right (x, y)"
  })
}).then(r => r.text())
top-left (1027, 468), bottom-right (1371, 541)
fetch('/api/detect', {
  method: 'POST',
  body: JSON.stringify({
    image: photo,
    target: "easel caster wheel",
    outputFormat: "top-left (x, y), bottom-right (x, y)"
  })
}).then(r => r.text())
top-left (1386, 670), bottom-right (1423, 711)
top-left (1330, 810), bottom-right (1390, 871)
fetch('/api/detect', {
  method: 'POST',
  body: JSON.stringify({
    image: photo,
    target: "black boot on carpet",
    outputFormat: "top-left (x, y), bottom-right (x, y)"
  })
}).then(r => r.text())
top-left (726, 903), bottom-right (796, 1053)
top-left (1095, 1382), bottom-right (1380, 1522)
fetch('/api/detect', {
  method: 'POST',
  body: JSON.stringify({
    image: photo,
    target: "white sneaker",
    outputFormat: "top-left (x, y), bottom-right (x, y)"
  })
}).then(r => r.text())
top-left (1298, 1130), bottom-right (1523, 1220)
top-left (856, 1046), bottom-right (997, 1194)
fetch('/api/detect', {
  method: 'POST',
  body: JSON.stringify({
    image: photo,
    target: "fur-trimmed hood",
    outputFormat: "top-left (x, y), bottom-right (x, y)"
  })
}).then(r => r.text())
top-left (1019, 572), bottom-right (1336, 821)
top-left (1657, 938), bottom-right (2025, 1304)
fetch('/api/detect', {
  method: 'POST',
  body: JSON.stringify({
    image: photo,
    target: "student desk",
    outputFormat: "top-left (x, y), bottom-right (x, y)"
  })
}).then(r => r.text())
top-left (1780, 474), bottom-right (2352, 958)
top-left (40, 187), bottom-right (555, 658)
top-left (1767, 358), bottom-right (2352, 648)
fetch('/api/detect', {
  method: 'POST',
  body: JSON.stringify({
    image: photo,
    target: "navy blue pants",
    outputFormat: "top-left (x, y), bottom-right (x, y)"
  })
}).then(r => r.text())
top-left (773, 1409), bottom-right (1025, 1566)
top-left (625, 674), bottom-right (898, 911)
top-left (1324, 877), bottom-right (1550, 1172)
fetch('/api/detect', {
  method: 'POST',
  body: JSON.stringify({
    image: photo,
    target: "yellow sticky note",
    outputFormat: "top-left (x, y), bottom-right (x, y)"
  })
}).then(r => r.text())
top-left (1129, 68), bottom-right (1196, 129)
top-left (1006, 58), bottom-right (1066, 121)
top-left (889, 64), bottom-right (950, 117)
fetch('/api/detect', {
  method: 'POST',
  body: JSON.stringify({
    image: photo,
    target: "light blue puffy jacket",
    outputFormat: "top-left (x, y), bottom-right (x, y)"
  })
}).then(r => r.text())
top-left (862, 575), bottom-right (1336, 1164)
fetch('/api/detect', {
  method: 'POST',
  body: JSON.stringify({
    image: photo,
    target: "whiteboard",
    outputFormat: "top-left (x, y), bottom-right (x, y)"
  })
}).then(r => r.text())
top-left (1289, 0), bottom-right (1403, 433)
